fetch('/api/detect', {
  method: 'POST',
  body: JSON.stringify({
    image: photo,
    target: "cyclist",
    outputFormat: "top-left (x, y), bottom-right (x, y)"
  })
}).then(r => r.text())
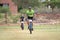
top-left (20, 14), bottom-right (24, 30)
top-left (26, 7), bottom-right (34, 31)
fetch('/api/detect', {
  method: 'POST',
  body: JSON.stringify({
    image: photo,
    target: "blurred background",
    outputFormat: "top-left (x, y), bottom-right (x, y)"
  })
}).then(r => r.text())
top-left (0, 0), bottom-right (60, 25)
top-left (0, 0), bottom-right (60, 40)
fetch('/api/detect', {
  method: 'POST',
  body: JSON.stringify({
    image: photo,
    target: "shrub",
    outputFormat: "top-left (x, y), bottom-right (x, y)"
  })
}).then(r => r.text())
top-left (10, 15), bottom-right (19, 23)
top-left (19, 9), bottom-right (27, 14)
top-left (0, 13), bottom-right (4, 19)
top-left (0, 6), bottom-right (10, 24)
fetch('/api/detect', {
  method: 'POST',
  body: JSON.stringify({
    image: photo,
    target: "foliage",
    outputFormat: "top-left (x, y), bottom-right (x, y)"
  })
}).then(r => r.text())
top-left (0, 13), bottom-right (4, 19)
top-left (0, 6), bottom-right (10, 24)
top-left (55, 2), bottom-right (60, 8)
top-left (42, 0), bottom-right (60, 8)
top-left (10, 15), bottom-right (19, 23)
top-left (20, 8), bottom-right (27, 14)
top-left (0, 6), bottom-right (9, 13)
top-left (12, 0), bottom-right (40, 10)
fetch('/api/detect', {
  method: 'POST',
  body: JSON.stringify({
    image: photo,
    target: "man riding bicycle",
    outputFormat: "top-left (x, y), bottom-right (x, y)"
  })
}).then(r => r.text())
top-left (26, 7), bottom-right (34, 31)
top-left (20, 14), bottom-right (24, 30)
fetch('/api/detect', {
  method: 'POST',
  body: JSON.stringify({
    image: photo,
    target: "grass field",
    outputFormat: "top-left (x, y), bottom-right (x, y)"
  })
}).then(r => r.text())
top-left (0, 24), bottom-right (60, 40)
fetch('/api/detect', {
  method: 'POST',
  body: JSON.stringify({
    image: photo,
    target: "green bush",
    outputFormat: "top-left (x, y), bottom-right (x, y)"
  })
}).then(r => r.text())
top-left (10, 15), bottom-right (19, 23)
top-left (0, 6), bottom-right (9, 13)
top-left (20, 9), bottom-right (27, 14)
top-left (0, 13), bottom-right (3, 19)
top-left (0, 13), bottom-right (4, 23)
top-left (0, 6), bottom-right (10, 24)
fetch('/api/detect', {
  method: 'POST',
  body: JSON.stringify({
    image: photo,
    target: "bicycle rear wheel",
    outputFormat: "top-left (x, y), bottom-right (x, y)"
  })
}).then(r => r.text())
top-left (21, 23), bottom-right (24, 30)
top-left (28, 22), bottom-right (33, 34)
top-left (29, 29), bottom-right (32, 34)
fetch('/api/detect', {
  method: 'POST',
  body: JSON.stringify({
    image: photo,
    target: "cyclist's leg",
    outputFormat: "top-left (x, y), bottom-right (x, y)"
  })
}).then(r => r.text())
top-left (28, 17), bottom-right (33, 31)
top-left (27, 16), bottom-right (30, 29)
top-left (27, 20), bottom-right (29, 26)
top-left (30, 17), bottom-right (33, 31)
top-left (27, 20), bottom-right (29, 29)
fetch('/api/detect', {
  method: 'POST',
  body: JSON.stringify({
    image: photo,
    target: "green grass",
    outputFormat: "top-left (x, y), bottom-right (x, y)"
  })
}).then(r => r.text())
top-left (0, 24), bottom-right (60, 32)
top-left (0, 24), bottom-right (60, 40)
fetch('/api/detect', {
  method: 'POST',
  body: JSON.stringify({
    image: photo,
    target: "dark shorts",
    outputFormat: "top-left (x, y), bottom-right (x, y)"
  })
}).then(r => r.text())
top-left (28, 16), bottom-right (33, 20)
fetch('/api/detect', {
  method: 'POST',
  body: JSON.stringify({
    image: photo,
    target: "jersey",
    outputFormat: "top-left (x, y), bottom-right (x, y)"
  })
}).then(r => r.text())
top-left (26, 9), bottom-right (34, 17)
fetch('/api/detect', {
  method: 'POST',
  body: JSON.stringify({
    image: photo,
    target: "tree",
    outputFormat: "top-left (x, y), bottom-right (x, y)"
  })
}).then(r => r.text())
top-left (0, 6), bottom-right (9, 24)
top-left (48, 1), bottom-right (56, 12)
top-left (12, 0), bottom-right (40, 12)
top-left (43, 0), bottom-right (60, 12)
